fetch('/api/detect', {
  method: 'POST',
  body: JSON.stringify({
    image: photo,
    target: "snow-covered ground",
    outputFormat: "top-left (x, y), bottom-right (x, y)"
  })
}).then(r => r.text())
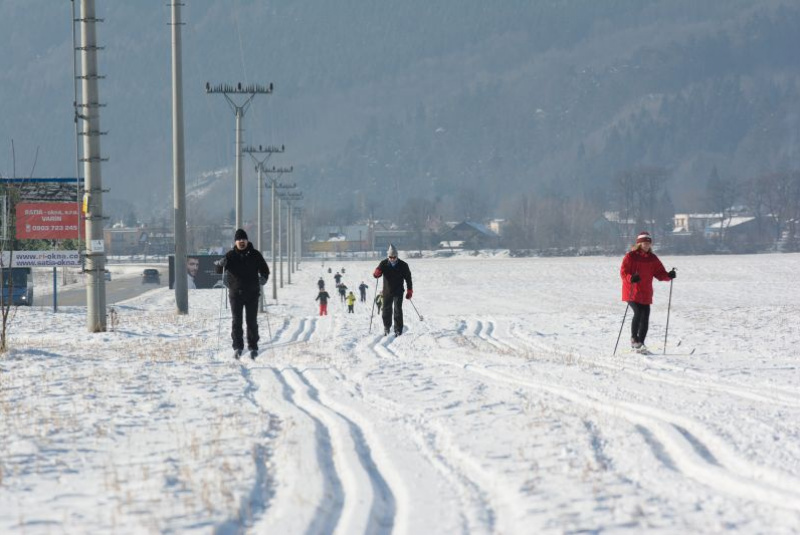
top-left (1, 253), bottom-right (799, 534)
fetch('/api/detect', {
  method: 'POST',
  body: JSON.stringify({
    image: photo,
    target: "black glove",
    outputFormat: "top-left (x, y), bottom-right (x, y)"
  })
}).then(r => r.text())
top-left (630, 273), bottom-right (640, 283)
top-left (259, 274), bottom-right (269, 286)
top-left (668, 269), bottom-right (676, 279)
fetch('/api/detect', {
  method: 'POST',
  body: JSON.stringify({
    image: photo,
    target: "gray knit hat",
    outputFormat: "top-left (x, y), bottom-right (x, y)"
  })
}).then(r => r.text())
top-left (387, 243), bottom-right (398, 257)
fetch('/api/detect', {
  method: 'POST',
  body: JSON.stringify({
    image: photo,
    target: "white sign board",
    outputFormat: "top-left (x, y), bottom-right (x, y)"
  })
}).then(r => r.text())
top-left (1, 250), bottom-right (81, 267)
top-left (90, 239), bottom-right (105, 253)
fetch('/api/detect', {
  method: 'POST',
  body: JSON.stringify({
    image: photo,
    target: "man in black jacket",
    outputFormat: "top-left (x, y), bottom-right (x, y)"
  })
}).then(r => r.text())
top-left (215, 228), bottom-right (270, 359)
top-left (373, 243), bottom-right (413, 336)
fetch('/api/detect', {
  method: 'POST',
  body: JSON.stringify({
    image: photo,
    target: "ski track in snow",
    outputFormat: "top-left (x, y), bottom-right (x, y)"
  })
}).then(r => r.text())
top-left (1, 254), bottom-right (799, 533)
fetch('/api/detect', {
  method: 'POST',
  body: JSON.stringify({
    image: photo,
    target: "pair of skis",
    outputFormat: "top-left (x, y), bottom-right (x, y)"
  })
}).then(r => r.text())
top-left (629, 345), bottom-right (696, 356)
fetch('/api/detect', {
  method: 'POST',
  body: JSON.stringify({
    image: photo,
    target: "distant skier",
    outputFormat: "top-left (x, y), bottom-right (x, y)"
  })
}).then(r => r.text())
top-left (375, 293), bottom-right (384, 314)
top-left (317, 277), bottom-right (325, 290)
top-left (358, 281), bottom-right (368, 303)
top-left (316, 289), bottom-right (331, 316)
top-left (215, 228), bottom-right (270, 360)
top-left (334, 271), bottom-right (342, 285)
top-left (373, 244), bottom-right (413, 336)
top-left (346, 291), bottom-right (357, 313)
top-left (620, 231), bottom-right (676, 353)
top-left (337, 282), bottom-right (347, 303)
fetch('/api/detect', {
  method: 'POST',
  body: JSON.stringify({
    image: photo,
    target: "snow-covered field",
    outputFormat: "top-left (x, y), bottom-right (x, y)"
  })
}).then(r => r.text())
top-left (1, 253), bottom-right (799, 534)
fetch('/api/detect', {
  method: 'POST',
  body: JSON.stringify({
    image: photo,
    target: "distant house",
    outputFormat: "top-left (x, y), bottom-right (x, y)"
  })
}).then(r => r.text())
top-left (487, 219), bottom-right (507, 237)
top-left (439, 221), bottom-right (499, 249)
top-left (308, 224), bottom-right (369, 254)
top-left (672, 213), bottom-right (722, 236)
top-left (438, 240), bottom-right (465, 250)
top-left (670, 211), bottom-right (773, 252)
top-left (105, 227), bottom-right (146, 256)
top-left (307, 223), bottom-right (415, 254)
top-left (600, 211), bottom-right (647, 243)
top-left (705, 216), bottom-right (773, 252)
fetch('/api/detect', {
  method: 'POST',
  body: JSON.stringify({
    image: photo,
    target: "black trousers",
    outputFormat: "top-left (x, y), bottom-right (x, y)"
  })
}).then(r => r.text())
top-left (230, 290), bottom-right (260, 350)
top-left (629, 302), bottom-right (651, 344)
top-left (382, 294), bottom-right (404, 333)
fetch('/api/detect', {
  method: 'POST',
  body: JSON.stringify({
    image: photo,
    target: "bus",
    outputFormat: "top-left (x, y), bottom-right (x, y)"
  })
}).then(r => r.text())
top-left (1, 267), bottom-right (33, 306)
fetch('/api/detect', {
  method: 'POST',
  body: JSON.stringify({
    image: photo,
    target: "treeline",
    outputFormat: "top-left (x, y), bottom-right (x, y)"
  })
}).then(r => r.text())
top-left (500, 167), bottom-right (800, 255)
top-left (296, 3), bottom-right (800, 234)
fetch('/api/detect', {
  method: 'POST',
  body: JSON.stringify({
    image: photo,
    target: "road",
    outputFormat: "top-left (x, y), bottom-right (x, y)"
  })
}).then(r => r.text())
top-left (33, 268), bottom-right (167, 307)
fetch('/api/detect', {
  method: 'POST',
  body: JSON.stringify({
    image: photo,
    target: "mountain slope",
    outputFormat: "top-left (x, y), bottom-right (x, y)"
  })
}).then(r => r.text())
top-left (1, 0), bottom-right (797, 224)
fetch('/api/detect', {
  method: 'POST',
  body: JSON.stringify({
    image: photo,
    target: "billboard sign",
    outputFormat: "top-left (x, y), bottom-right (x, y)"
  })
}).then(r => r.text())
top-left (168, 255), bottom-right (225, 289)
top-left (16, 202), bottom-right (80, 240)
top-left (0, 178), bottom-right (80, 203)
top-left (1, 250), bottom-right (81, 267)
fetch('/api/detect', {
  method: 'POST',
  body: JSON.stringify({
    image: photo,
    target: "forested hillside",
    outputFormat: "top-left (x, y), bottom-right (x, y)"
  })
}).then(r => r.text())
top-left (2, 0), bottom-right (798, 246)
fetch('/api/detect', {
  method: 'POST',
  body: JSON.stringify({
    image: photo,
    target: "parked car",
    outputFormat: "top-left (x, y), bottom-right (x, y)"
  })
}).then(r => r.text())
top-left (142, 268), bottom-right (160, 284)
top-left (104, 270), bottom-right (111, 281)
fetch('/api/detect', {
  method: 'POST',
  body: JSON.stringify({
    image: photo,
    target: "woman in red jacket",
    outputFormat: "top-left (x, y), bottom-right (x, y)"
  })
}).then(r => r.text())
top-left (620, 231), bottom-right (676, 352)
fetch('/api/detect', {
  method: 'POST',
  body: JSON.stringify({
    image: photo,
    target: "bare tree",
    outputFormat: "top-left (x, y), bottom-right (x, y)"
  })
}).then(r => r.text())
top-left (1, 142), bottom-right (21, 353)
top-left (400, 197), bottom-right (435, 253)
top-left (759, 171), bottom-right (796, 248)
top-left (705, 166), bottom-right (738, 246)
top-left (514, 193), bottom-right (536, 248)
top-left (457, 187), bottom-right (488, 222)
top-left (614, 166), bottom-right (670, 240)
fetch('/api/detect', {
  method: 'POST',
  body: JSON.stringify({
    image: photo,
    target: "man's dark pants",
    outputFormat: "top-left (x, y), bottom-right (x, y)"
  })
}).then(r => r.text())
top-left (382, 293), bottom-right (404, 334)
top-left (230, 290), bottom-right (260, 350)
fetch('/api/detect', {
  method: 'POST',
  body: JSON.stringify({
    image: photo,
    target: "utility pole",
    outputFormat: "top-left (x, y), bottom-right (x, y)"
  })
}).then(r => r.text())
top-left (286, 195), bottom-right (303, 279)
top-left (262, 166), bottom-right (293, 300)
top-left (206, 82), bottom-right (273, 229)
top-left (170, 0), bottom-right (188, 314)
top-left (242, 145), bottom-right (285, 311)
top-left (294, 206), bottom-right (304, 270)
top-left (70, 1), bottom-right (83, 257)
top-left (77, 0), bottom-right (107, 332)
top-left (279, 191), bottom-right (302, 286)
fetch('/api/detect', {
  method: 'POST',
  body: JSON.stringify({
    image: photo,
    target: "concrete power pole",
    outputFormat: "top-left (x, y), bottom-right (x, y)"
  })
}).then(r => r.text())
top-left (170, 1), bottom-right (188, 314)
top-left (242, 145), bottom-right (284, 311)
top-left (77, 0), bottom-right (107, 332)
top-left (262, 166), bottom-right (293, 300)
top-left (206, 82), bottom-right (272, 229)
top-left (294, 206), bottom-right (304, 270)
top-left (279, 191), bottom-right (302, 287)
top-left (285, 194), bottom-right (303, 281)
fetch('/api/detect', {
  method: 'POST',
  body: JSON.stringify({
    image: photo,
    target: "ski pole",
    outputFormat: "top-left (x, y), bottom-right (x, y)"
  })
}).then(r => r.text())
top-left (614, 269), bottom-right (636, 356)
top-left (663, 267), bottom-right (675, 355)
top-left (368, 278), bottom-right (378, 333)
top-left (216, 268), bottom-right (226, 357)
top-left (410, 299), bottom-right (424, 321)
top-left (263, 292), bottom-right (276, 360)
top-left (613, 303), bottom-right (630, 356)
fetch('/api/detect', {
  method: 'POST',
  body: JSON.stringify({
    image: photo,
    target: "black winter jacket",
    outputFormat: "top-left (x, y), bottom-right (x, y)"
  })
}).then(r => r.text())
top-left (215, 243), bottom-right (270, 294)
top-left (375, 258), bottom-right (412, 297)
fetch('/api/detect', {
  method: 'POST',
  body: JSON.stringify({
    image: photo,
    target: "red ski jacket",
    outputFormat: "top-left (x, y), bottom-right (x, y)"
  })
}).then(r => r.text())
top-left (620, 249), bottom-right (670, 305)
